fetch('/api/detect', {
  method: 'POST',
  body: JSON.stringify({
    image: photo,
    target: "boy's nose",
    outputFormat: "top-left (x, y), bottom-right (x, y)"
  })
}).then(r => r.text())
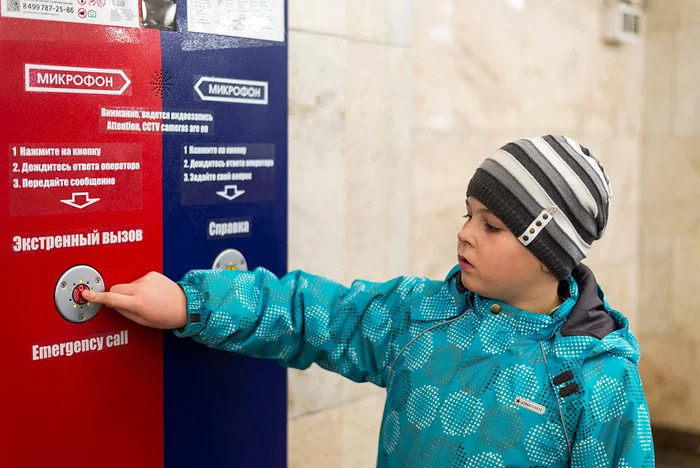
top-left (457, 222), bottom-right (474, 246)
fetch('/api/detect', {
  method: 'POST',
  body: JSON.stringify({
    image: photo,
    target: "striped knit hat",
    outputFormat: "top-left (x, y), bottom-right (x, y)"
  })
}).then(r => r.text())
top-left (467, 135), bottom-right (613, 280)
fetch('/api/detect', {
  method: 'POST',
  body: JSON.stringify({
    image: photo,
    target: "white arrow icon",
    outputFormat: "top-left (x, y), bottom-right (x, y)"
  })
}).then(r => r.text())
top-left (216, 185), bottom-right (246, 201)
top-left (60, 192), bottom-right (101, 209)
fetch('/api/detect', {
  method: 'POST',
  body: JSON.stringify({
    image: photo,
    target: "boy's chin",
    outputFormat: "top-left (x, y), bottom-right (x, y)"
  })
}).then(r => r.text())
top-left (460, 271), bottom-right (491, 298)
top-left (460, 271), bottom-right (477, 292)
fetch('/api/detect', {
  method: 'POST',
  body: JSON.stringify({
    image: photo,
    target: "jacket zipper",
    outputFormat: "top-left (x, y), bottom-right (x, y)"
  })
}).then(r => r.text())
top-left (387, 310), bottom-right (469, 388)
top-left (539, 341), bottom-right (572, 457)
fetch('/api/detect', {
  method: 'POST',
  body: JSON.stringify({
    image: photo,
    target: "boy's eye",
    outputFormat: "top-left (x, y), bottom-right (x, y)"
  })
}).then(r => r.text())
top-left (463, 214), bottom-right (500, 233)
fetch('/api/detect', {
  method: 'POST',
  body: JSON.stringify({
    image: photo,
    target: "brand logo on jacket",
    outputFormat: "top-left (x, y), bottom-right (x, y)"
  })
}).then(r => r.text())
top-left (514, 396), bottom-right (546, 415)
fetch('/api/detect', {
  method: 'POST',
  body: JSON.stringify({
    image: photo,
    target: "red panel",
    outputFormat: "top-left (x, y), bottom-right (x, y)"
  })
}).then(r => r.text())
top-left (0, 17), bottom-right (164, 468)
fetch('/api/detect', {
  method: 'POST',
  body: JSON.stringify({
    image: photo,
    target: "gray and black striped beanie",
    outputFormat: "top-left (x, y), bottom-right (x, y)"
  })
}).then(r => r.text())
top-left (466, 135), bottom-right (613, 280)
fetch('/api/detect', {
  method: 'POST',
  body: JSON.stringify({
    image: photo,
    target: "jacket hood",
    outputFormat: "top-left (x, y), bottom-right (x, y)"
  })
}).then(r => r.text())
top-left (561, 263), bottom-right (616, 339)
top-left (564, 263), bottom-right (641, 365)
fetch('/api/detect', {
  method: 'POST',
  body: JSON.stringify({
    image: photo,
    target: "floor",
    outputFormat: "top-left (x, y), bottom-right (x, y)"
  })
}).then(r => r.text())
top-left (656, 449), bottom-right (700, 467)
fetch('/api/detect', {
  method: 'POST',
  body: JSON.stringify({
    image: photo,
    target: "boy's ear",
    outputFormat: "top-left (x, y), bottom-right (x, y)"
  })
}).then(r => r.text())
top-left (540, 263), bottom-right (552, 274)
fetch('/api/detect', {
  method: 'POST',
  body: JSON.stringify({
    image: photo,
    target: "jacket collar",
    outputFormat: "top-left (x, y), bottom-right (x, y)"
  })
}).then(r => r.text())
top-left (445, 263), bottom-right (617, 340)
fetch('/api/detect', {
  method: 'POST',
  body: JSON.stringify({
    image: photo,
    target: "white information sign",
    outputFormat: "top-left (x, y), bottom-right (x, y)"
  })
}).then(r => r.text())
top-left (187, 0), bottom-right (284, 42)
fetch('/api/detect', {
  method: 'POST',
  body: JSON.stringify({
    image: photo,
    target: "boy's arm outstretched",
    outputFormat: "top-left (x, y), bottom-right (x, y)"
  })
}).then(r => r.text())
top-left (86, 267), bottom-right (429, 388)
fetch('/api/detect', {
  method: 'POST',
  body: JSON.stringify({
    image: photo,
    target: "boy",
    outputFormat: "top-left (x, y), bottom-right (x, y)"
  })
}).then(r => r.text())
top-left (85, 135), bottom-right (654, 467)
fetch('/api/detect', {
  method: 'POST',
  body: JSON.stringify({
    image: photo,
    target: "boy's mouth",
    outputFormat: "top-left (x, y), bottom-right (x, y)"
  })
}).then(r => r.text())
top-left (458, 255), bottom-right (475, 271)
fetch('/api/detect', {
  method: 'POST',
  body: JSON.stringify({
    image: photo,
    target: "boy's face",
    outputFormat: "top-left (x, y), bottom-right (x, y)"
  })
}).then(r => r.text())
top-left (457, 197), bottom-right (548, 302)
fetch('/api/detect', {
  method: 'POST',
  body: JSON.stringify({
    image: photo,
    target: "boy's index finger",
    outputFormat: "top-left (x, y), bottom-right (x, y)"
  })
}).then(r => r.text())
top-left (83, 290), bottom-right (135, 312)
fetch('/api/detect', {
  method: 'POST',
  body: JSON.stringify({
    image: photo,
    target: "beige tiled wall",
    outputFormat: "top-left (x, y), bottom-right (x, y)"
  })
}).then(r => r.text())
top-left (638, 0), bottom-right (700, 433)
top-left (287, 0), bottom-right (647, 464)
top-left (287, 2), bottom-right (411, 463)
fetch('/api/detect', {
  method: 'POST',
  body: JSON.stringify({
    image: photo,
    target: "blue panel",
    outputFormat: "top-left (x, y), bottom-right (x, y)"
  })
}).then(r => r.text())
top-left (161, 3), bottom-right (288, 466)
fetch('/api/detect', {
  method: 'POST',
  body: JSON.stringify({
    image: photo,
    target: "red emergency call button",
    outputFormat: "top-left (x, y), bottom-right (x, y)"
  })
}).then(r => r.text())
top-left (72, 283), bottom-right (90, 305)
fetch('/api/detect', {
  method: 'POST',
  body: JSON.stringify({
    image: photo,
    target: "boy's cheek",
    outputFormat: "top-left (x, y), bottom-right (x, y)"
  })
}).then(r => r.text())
top-left (490, 250), bottom-right (533, 276)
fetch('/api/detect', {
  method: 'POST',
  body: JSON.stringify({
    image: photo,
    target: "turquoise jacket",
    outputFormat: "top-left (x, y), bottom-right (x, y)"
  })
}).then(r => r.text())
top-left (175, 263), bottom-right (654, 467)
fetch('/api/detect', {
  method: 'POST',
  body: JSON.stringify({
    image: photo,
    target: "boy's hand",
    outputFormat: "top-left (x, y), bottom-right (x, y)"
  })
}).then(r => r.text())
top-left (82, 272), bottom-right (188, 329)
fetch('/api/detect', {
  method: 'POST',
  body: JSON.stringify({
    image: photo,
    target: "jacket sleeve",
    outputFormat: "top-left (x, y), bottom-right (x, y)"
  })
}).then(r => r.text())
top-left (569, 358), bottom-right (655, 468)
top-left (173, 267), bottom-right (426, 387)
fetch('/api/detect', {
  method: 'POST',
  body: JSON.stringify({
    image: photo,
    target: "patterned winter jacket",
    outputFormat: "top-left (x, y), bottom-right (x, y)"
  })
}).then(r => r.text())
top-left (175, 263), bottom-right (655, 467)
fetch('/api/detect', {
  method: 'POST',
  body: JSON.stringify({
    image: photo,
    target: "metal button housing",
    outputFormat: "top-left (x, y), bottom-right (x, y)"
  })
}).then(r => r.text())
top-left (55, 265), bottom-right (105, 323)
top-left (212, 248), bottom-right (248, 271)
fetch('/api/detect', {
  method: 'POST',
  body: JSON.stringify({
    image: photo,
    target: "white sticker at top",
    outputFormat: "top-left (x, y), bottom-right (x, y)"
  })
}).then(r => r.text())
top-left (1, 0), bottom-right (139, 28)
top-left (187, 0), bottom-right (285, 42)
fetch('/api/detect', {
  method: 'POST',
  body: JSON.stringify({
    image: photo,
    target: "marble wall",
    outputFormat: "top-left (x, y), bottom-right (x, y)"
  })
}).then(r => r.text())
top-left (287, 2), bottom-right (412, 466)
top-left (637, 0), bottom-right (700, 433)
top-left (287, 0), bottom-right (646, 465)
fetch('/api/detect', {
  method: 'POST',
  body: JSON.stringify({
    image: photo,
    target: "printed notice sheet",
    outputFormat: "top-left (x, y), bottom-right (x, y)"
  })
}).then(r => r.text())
top-left (187, 0), bottom-right (284, 42)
